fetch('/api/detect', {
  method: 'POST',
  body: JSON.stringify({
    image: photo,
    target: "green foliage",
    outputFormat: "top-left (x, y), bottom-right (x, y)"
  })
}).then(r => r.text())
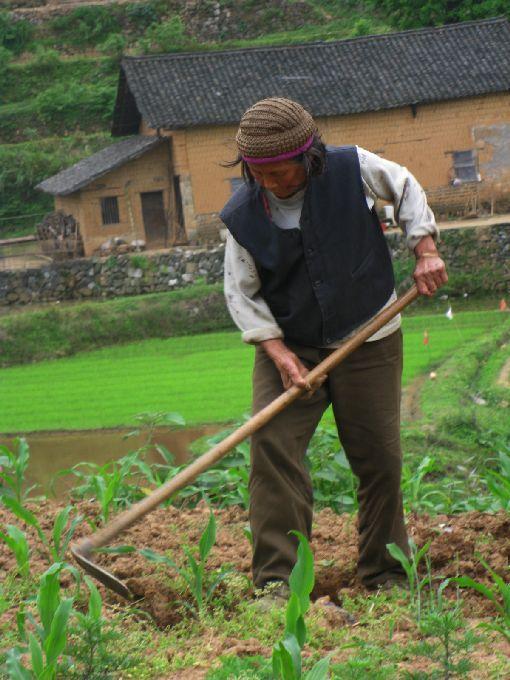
top-left (0, 438), bottom-right (34, 503)
top-left (66, 577), bottom-right (133, 679)
top-left (125, 2), bottom-right (160, 30)
top-left (50, 6), bottom-right (121, 46)
top-left (99, 33), bottom-right (127, 60)
top-left (0, 526), bottom-right (30, 578)
top-left (1, 493), bottom-right (82, 565)
top-left (140, 511), bottom-right (233, 616)
top-left (0, 284), bottom-right (231, 368)
top-left (0, 11), bottom-right (33, 55)
top-left (34, 81), bottom-right (116, 127)
top-left (6, 563), bottom-right (74, 680)
top-left (364, 0), bottom-right (510, 30)
top-left (58, 451), bottom-right (149, 523)
top-left (272, 532), bottom-right (330, 679)
top-left (484, 449), bottom-right (510, 511)
top-left (386, 539), bottom-right (431, 624)
top-left (0, 135), bottom-right (110, 236)
top-left (138, 15), bottom-right (191, 53)
top-left (450, 559), bottom-right (510, 641)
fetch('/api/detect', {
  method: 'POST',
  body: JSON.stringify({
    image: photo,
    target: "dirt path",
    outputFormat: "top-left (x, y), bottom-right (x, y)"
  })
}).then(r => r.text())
top-left (401, 373), bottom-right (428, 422)
top-left (498, 355), bottom-right (510, 388)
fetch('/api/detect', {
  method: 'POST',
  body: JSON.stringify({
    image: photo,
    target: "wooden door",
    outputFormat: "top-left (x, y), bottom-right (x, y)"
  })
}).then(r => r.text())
top-left (141, 191), bottom-right (169, 247)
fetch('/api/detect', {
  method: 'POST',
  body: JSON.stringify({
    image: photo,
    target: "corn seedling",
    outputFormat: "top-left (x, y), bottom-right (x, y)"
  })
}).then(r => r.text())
top-left (419, 579), bottom-right (474, 678)
top-left (0, 525), bottom-right (30, 578)
top-left (386, 539), bottom-right (431, 624)
top-left (272, 531), bottom-right (331, 680)
top-left (124, 411), bottom-right (186, 449)
top-left (484, 450), bottom-right (510, 511)
top-left (56, 451), bottom-right (147, 522)
top-left (449, 559), bottom-right (510, 641)
top-left (1, 497), bottom-right (82, 564)
top-left (0, 438), bottom-right (36, 503)
top-left (140, 510), bottom-right (232, 617)
top-left (6, 563), bottom-right (74, 680)
top-left (67, 576), bottom-right (132, 679)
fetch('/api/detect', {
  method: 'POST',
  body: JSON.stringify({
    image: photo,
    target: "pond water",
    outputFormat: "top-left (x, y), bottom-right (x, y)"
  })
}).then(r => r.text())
top-left (0, 425), bottom-right (221, 495)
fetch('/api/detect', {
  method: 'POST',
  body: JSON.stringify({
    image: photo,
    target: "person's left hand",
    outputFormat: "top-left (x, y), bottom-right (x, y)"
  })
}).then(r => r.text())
top-left (413, 253), bottom-right (448, 296)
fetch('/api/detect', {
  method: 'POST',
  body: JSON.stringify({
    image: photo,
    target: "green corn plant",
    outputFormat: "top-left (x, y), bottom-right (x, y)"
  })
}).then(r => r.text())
top-left (124, 411), bottom-right (186, 449)
top-left (6, 563), bottom-right (74, 680)
top-left (140, 510), bottom-right (232, 617)
top-left (272, 531), bottom-right (331, 680)
top-left (66, 575), bottom-right (131, 680)
top-left (386, 539), bottom-right (431, 624)
top-left (418, 579), bottom-right (473, 678)
top-left (0, 525), bottom-right (30, 578)
top-left (56, 451), bottom-right (147, 522)
top-left (0, 438), bottom-right (36, 503)
top-left (484, 450), bottom-right (510, 511)
top-left (449, 559), bottom-right (510, 641)
top-left (1, 497), bottom-right (82, 564)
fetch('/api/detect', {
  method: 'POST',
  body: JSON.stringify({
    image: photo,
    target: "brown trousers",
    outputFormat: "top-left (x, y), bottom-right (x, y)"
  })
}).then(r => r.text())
top-left (249, 329), bottom-right (408, 588)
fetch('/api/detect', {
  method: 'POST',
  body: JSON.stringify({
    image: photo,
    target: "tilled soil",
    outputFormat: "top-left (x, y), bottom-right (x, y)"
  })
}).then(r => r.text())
top-left (1, 499), bottom-right (508, 629)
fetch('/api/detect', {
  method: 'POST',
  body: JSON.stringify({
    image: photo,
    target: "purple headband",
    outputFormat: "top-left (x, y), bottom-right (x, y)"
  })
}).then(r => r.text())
top-left (242, 135), bottom-right (314, 164)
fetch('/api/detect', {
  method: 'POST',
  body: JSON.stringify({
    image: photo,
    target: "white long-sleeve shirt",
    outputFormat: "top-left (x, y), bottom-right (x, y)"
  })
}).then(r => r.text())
top-left (224, 146), bottom-right (438, 345)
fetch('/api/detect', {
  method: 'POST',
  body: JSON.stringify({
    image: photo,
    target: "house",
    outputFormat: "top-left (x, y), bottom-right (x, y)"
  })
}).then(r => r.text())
top-left (38, 17), bottom-right (510, 252)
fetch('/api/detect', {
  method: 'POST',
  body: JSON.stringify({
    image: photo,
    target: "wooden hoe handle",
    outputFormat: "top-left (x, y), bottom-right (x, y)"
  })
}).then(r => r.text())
top-left (71, 285), bottom-right (419, 592)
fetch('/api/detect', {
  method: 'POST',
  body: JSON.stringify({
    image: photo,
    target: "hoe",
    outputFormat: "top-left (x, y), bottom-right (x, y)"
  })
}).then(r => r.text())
top-left (71, 284), bottom-right (420, 599)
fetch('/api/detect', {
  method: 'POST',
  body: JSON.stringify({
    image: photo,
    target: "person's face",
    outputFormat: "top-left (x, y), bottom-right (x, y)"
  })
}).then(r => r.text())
top-left (247, 160), bottom-right (307, 199)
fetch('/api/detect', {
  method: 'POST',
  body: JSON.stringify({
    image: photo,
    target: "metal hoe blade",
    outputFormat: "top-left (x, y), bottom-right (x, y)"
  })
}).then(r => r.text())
top-left (71, 541), bottom-right (133, 599)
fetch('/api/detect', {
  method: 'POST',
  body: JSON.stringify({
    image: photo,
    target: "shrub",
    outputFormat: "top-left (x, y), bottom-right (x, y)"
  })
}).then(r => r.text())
top-left (34, 81), bottom-right (116, 128)
top-left (125, 1), bottom-right (159, 30)
top-left (50, 5), bottom-right (121, 46)
top-left (138, 15), bottom-right (189, 54)
top-left (0, 11), bottom-right (33, 55)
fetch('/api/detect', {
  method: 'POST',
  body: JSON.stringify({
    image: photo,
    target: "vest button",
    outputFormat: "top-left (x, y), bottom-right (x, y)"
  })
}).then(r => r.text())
top-left (313, 279), bottom-right (322, 287)
top-left (325, 338), bottom-right (332, 344)
top-left (307, 247), bottom-right (314, 255)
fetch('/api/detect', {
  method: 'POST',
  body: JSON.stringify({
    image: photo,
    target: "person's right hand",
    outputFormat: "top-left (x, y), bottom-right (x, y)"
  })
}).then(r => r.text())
top-left (260, 338), bottom-right (324, 394)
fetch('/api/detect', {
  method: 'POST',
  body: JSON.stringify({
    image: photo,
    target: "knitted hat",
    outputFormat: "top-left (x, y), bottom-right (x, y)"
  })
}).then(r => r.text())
top-left (236, 97), bottom-right (317, 164)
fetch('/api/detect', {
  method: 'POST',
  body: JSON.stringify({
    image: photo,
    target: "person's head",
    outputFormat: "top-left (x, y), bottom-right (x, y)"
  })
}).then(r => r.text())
top-left (226, 97), bottom-right (326, 198)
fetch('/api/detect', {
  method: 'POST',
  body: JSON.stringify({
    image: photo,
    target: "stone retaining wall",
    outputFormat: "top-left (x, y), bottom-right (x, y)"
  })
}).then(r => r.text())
top-left (1, 224), bottom-right (509, 307)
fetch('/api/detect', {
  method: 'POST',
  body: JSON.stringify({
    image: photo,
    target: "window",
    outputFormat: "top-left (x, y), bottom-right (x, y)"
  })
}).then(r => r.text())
top-left (452, 151), bottom-right (480, 183)
top-left (101, 196), bottom-right (120, 225)
top-left (230, 178), bottom-right (244, 194)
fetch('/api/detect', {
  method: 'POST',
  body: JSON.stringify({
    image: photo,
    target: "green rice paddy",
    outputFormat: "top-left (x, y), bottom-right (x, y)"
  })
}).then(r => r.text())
top-left (1, 310), bottom-right (508, 432)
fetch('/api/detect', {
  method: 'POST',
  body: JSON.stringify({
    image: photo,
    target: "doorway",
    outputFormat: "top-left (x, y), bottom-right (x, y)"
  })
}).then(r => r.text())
top-left (141, 191), bottom-right (169, 247)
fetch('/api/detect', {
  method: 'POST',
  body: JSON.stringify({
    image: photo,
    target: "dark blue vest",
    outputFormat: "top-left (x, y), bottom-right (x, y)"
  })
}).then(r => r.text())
top-left (220, 146), bottom-right (395, 346)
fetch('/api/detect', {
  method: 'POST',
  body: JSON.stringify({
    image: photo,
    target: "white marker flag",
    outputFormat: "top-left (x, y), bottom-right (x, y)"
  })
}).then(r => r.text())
top-left (445, 306), bottom-right (454, 320)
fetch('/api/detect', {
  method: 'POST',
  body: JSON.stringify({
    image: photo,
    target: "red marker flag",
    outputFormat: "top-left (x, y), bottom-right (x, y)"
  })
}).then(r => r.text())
top-left (423, 330), bottom-right (429, 346)
top-left (500, 298), bottom-right (508, 312)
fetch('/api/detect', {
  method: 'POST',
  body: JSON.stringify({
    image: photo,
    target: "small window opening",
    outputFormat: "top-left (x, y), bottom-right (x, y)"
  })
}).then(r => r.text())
top-left (452, 151), bottom-right (479, 183)
top-left (101, 196), bottom-right (120, 225)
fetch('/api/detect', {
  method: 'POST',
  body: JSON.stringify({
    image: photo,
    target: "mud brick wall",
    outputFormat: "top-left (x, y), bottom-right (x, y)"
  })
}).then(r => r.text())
top-left (157, 93), bottom-right (510, 242)
top-left (1, 224), bottom-right (509, 307)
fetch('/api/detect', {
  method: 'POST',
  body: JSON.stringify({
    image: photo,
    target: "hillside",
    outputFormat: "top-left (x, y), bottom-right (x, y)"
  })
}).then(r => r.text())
top-left (1, 0), bottom-right (508, 237)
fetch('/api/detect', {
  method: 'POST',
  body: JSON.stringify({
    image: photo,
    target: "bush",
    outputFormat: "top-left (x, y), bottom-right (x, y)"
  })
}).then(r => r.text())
top-left (138, 15), bottom-right (190, 54)
top-left (34, 81), bottom-right (116, 128)
top-left (0, 11), bottom-right (33, 55)
top-left (125, 1), bottom-right (159, 30)
top-left (28, 46), bottom-right (61, 77)
top-left (50, 5), bottom-right (121, 46)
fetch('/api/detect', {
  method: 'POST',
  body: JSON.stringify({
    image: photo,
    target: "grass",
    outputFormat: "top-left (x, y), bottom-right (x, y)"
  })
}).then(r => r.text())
top-left (0, 283), bottom-right (232, 367)
top-left (0, 309), bottom-right (508, 433)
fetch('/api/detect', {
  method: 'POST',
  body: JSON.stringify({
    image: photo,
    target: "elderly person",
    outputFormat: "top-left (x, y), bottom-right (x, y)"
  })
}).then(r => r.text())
top-left (220, 97), bottom-right (447, 596)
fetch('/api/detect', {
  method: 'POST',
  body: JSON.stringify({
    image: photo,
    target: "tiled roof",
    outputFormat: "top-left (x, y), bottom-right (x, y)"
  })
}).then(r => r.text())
top-left (37, 135), bottom-right (165, 196)
top-left (112, 18), bottom-right (510, 135)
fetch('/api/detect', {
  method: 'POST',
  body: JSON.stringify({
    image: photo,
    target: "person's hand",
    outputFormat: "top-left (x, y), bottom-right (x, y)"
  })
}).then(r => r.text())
top-left (260, 339), bottom-right (325, 395)
top-left (413, 236), bottom-right (448, 296)
top-left (413, 253), bottom-right (448, 296)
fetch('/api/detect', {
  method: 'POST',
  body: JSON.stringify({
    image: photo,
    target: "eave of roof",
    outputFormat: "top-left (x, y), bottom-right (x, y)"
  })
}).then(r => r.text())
top-left (36, 135), bottom-right (166, 196)
top-left (111, 17), bottom-right (510, 135)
